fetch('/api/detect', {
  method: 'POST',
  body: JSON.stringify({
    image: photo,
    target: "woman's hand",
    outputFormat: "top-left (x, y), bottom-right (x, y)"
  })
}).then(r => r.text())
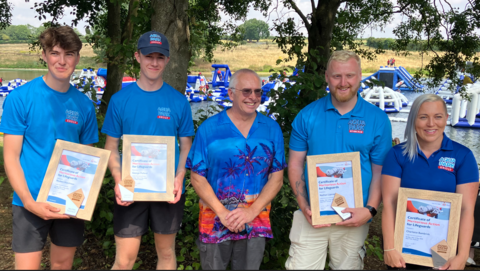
top-left (384, 249), bottom-right (406, 269)
top-left (439, 255), bottom-right (467, 270)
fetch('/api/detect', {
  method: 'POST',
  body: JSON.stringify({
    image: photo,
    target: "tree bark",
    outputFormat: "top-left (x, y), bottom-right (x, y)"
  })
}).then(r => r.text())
top-left (101, 0), bottom-right (123, 114)
top-left (308, 0), bottom-right (341, 74)
top-left (151, 0), bottom-right (190, 94)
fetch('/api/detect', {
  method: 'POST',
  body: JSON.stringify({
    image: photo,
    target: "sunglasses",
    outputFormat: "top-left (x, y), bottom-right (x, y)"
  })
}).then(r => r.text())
top-left (231, 88), bottom-right (263, 97)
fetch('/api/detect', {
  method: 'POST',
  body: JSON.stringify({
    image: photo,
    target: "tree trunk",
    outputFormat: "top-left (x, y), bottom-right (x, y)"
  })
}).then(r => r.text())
top-left (307, 0), bottom-right (341, 74)
top-left (101, 0), bottom-right (123, 114)
top-left (151, 0), bottom-right (190, 94)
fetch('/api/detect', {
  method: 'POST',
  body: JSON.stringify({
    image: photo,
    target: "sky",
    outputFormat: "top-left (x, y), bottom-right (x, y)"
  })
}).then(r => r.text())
top-left (7, 0), bottom-right (473, 38)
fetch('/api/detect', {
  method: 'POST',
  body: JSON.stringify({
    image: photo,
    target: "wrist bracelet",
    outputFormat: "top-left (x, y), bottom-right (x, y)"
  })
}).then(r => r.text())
top-left (384, 248), bottom-right (395, 252)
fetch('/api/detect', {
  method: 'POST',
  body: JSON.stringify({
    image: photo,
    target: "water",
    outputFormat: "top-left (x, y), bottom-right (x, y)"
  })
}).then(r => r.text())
top-left (1, 71), bottom-right (479, 170)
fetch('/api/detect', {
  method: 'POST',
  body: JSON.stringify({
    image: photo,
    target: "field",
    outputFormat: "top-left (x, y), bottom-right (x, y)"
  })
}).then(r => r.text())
top-left (0, 43), bottom-right (98, 69)
top-left (0, 42), bottom-right (443, 75)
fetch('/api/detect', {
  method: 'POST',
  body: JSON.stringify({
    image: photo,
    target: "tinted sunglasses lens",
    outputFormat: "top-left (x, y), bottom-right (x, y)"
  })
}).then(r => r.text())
top-left (241, 89), bottom-right (263, 97)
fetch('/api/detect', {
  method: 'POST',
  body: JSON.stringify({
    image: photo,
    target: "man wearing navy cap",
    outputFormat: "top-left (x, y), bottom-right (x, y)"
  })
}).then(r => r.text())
top-left (102, 31), bottom-right (194, 270)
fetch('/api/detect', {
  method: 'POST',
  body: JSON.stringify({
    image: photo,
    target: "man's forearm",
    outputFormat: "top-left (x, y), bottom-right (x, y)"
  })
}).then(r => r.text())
top-left (289, 167), bottom-right (309, 209)
top-left (176, 137), bottom-right (192, 177)
top-left (366, 164), bottom-right (383, 209)
top-left (5, 158), bottom-right (34, 206)
top-left (104, 137), bottom-right (122, 183)
top-left (249, 170), bottom-right (283, 215)
top-left (191, 173), bottom-right (227, 215)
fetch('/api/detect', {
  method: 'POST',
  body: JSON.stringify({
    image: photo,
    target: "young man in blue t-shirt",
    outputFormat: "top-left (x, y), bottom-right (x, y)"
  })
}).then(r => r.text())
top-left (102, 31), bottom-right (194, 270)
top-left (0, 26), bottom-right (99, 269)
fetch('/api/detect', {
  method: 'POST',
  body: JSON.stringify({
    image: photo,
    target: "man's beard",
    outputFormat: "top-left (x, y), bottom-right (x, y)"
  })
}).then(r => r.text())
top-left (330, 83), bottom-right (359, 103)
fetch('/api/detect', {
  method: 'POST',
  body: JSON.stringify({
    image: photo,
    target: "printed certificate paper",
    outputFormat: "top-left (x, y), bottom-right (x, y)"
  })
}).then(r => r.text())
top-left (306, 152), bottom-right (363, 225)
top-left (316, 161), bottom-right (355, 216)
top-left (36, 140), bottom-right (111, 221)
top-left (46, 150), bottom-right (100, 213)
top-left (130, 143), bottom-right (167, 193)
top-left (402, 199), bottom-right (450, 257)
top-left (121, 135), bottom-right (175, 202)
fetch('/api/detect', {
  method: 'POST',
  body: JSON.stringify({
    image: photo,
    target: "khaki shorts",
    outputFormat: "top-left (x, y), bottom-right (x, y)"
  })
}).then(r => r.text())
top-left (285, 210), bottom-right (369, 270)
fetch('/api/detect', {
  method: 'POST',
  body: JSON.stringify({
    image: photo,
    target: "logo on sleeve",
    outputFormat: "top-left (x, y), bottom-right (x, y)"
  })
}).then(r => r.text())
top-left (65, 109), bottom-right (79, 124)
top-left (157, 107), bottom-right (171, 120)
top-left (438, 157), bottom-right (455, 172)
top-left (348, 119), bottom-right (365, 134)
top-left (150, 34), bottom-right (162, 45)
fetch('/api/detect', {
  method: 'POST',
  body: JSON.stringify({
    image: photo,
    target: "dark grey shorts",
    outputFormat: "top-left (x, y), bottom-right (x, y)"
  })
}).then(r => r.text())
top-left (113, 194), bottom-right (185, 237)
top-left (196, 237), bottom-right (266, 270)
top-left (12, 205), bottom-right (85, 253)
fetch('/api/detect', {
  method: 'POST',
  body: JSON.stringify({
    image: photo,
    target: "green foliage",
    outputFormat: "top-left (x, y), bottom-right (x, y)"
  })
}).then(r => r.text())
top-left (239, 19), bottom-right (270, 42)
top-left (0, 0), bottom-right (12, 30)
top-left (365, 235), bottom-right (384, 261)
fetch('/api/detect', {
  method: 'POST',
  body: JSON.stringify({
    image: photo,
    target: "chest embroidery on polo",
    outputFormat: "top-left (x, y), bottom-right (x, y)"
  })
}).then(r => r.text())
top-left (438, 157), bottom-right (455, 172)
top-left (157, 107), bottom-right (171, 120)
top-left (65, 109), bottom-right (79, 124)
top-left (348, 119), bottom-right (365, 134)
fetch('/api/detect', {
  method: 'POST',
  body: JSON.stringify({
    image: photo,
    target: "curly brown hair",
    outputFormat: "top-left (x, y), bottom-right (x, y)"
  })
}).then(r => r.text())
top-left (39, 26), bottom-right (82, 54)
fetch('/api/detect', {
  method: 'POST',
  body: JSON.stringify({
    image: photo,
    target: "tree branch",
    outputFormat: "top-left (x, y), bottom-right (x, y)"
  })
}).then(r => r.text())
top-left (371, 3), bottom-right (413, 16)
top-left (284, 0), bottom-right (311, 29)
top-left (310, 0), bottom-right (315, 12)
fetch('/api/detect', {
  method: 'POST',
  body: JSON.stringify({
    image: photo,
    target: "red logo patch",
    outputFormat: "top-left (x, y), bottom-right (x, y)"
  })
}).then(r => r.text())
top-left (157, 116), bottom-right (170, 120)
top-left (65, 119), bottom-right (78, 124)
top-left (349, 130), bottom-right (364, 134)
top-left (150, 41), bottom-right (162, 44)
top-left (438, 166), bottom-right (454, 172)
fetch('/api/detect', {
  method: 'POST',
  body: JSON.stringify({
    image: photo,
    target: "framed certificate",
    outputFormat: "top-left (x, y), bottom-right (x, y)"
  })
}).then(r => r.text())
top-left (394, 188), bottom-right (462, 267)
top-left (37, 140), bottom-right (111, 221)
top-left (306, 152), bottom-right (363, 225)
top-left (120, 135), bottom-right (175, 202)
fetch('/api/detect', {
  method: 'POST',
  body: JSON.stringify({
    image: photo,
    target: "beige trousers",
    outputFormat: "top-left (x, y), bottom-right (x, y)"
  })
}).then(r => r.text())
top-left (285, 210), bottom-right (370, 270)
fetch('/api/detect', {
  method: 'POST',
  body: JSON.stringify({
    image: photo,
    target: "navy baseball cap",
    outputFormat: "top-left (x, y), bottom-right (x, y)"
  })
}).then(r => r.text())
top-left (137, 31), bottom-right (170, 57)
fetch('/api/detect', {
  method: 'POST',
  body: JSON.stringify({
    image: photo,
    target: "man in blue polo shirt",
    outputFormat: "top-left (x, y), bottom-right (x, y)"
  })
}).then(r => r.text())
top-left (0, 26), bottom-right (99, 269)
top-left (285, 50), bottom-right (392, 270)
top-left (187, 69), bottom-right (286, 270)
top-left (102, 31), bottom-right (194, 270)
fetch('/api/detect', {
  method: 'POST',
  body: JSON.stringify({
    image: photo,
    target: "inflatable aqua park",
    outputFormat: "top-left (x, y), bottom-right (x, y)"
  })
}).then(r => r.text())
top-left (361, 66), bottom-right (424, 92)
top-left (186, 64), bottom-right (233, 103)
top-left (450, 82), bottom-right (480, 128)
top-left (0, 78), bottom-right (29, 96)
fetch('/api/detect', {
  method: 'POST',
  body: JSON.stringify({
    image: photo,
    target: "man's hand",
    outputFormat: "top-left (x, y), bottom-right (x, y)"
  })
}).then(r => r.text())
top-left (114, 183), bottom-right (133, 206)
top-left (439, 255), bottom-right (466, 270)
top-left (225, 207), bottom-right (256, 232)
top-left (24, 201), bottom-right (70, 220)
top-left (217, 209), bottom-right (236, 232)
top-left (168, 172), bottom-right (184, 204)
top-left (301, 205), bottom-right (331, 228)
top-left (335, 207), bottom-right (372, 227)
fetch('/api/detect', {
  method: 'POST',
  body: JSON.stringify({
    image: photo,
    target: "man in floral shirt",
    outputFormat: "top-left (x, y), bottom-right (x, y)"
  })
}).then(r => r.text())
top-left (187, 69), bottom-right (286, 270)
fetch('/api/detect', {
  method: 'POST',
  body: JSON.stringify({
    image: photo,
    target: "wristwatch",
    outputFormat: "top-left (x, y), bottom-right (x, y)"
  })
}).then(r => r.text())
top-left (365, 205), bottom-right (377, 218)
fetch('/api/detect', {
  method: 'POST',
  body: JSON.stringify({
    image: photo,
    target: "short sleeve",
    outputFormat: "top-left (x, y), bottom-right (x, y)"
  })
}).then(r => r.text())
top-left (370, 115), bottom-right (392, 165)
top-left (0, 92), bottom-right (27, 135)
top-left (80, 103), bottom-right (99, 144)
top-left (101, 97), bottom-right (123, 138)
top-left (381, 147), bottom-right (403, 178)
top-left (289, 110), bottom-right (308, 151)
top-left (456, 150), bottom-right (479, 185)
top-left (178, 100), bottom-right (194, 137)
top-left (186, 125), bottom-right (208, 177)
top-left (269, 125), bottom-right (287, 174)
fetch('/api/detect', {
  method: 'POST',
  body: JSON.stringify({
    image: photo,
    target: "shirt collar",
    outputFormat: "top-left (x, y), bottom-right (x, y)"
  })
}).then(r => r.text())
top-left (325, 92), bottom-right (365, 118)
top-left (440, 133), bottom-right (454, 151)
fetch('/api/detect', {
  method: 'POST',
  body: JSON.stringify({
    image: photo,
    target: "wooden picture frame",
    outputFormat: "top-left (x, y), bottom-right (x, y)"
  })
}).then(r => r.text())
top-left (37, 140), bottom-right (111, 221)
top-left (121, 135), bottom-right (175, 201)
top-left (394, 188), bottom-right (462, 267)
top-left (307, 152), bottom-right (363, 225)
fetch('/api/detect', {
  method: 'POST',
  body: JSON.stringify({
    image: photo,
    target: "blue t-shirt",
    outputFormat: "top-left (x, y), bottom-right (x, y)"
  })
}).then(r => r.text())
top-left (0, 76), bottom-right (99, 207)
top-left (382, 135), bottom-right (479, 192)
top-left (289, 93), bottom-right (392, 208)
top-left (187, 110), bottom-right (287, 244)
top-left (101, 82), bottom-right (194, 192)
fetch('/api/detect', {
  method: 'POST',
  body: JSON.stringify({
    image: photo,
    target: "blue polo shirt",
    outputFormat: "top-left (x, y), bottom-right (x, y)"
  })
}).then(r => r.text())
top-left (290, 93), bottom-right (392, 207)
top-left (102, 82), bottom-right (195, 192)
top-left (382, 135), bottom-right (479, 192)
top-left (0, 76), bottom-right (99, 207)
top-left (187, 110), bottom-right (287, 244)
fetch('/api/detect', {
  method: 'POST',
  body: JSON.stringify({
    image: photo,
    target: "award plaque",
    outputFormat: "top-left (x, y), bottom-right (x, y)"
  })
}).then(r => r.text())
top-left (120, 135), bottom-right (175, 201)
top-left (306, 152), bottom-right (363, 225)
top-left (36, 140), bottom-right (111, 221)
top-left (393, 188), bottom-right (462, 267)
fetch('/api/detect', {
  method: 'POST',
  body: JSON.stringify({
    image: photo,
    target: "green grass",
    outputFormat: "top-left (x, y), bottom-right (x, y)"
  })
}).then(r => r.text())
top-left (0, 56), bottom-right (101, 69)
